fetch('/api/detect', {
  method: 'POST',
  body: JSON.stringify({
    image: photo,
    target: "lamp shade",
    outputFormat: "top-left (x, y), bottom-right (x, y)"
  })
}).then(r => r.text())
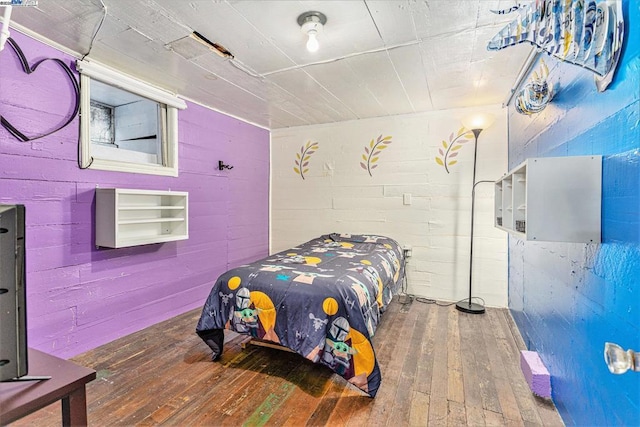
top-left (461, 112), bottom-right (496, 131)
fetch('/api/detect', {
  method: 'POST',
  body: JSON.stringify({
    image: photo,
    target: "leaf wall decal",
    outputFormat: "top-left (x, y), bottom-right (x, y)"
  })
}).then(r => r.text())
top-left (434, 127), bottom-right (473, 173)
top-left (361, 134), bottom-right (392, 177)
top-left (293, 140), bottom-right (319, 180)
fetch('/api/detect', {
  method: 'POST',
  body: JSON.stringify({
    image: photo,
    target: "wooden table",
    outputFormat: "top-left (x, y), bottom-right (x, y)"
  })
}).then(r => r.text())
top-left (0, 348), bottom-right (96, 426)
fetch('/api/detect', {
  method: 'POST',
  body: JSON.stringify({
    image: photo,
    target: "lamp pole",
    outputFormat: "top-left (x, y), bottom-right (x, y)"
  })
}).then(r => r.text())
top-left (456, 128), bottom-right (486, 314)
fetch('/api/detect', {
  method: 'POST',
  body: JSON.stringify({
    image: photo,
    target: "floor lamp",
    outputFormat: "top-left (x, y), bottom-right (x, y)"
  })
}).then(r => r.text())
top-left (455, 113), bottom-right (495, 315)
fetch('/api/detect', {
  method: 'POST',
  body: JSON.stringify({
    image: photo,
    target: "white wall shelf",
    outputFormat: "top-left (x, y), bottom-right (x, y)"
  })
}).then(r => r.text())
top-left (494, 156), bottom-right (602, 243)
top-left (96, 188), bottom-right (188, 248)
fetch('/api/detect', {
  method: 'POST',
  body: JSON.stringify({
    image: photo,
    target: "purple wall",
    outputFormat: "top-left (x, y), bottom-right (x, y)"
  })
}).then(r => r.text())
top-left (0, 31), bottom-right (270, 359)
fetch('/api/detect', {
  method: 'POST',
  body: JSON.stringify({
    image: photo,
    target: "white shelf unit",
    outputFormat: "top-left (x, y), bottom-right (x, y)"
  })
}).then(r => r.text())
top-left (494, 156), bottom-right (602, 243)
top-left (96, 188), bottom-right (188, 248)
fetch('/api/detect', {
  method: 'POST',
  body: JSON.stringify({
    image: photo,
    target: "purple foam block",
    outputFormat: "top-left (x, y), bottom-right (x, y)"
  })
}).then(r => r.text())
top-left (520, 350), bottom-right (552, 398)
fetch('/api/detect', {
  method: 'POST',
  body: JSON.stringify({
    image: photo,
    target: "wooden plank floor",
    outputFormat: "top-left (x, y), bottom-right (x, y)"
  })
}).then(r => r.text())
top-left (10, 299), bottom-right (564, 426)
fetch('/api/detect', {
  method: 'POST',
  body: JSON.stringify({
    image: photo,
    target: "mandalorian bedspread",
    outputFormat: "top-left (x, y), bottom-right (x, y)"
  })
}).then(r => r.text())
top-left (196, 233), bottom-right (405, 397)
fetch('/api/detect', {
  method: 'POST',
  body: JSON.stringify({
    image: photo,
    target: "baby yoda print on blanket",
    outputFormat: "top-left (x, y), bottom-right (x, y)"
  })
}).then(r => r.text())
top-left (196, 233), bottom-right (405, 397)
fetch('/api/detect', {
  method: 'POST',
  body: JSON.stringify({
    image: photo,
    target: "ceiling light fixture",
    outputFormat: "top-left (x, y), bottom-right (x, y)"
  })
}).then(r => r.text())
top-left (297, 11), bottom-right (326, 53)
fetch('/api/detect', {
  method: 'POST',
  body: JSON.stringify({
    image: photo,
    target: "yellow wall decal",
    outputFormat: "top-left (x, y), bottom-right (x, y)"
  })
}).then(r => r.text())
top-left (360, 134), bottom-right (392, 177)
top-left (435, 127), bottom-right (474, 173)
top-left (293, 140), bottom-right (319, 180)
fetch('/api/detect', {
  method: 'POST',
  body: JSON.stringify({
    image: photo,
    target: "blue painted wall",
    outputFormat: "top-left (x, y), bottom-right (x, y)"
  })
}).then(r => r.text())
top-left (507, 0), bottom-right (640, 425)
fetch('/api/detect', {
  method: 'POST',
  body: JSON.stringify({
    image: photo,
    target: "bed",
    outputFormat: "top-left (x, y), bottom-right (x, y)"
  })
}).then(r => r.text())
top-left (196, 233), bottom-right (405, 397)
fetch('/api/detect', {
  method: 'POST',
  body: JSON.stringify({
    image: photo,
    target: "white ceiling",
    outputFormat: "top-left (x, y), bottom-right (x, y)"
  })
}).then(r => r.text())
top-left (9, 0), bottom-right (533, 129)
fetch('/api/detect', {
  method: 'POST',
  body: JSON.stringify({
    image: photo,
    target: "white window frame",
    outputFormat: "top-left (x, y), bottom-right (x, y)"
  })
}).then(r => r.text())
top-left (76, 60), bottom-right (187, 176)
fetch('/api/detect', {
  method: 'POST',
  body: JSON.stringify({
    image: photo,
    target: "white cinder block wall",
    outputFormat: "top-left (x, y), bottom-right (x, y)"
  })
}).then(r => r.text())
top-left (270, 105), bottom-right (508, 307)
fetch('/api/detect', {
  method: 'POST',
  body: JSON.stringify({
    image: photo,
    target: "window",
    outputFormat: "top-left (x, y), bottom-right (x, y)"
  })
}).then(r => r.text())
top-left (77, 60), bottom-right (187, 176)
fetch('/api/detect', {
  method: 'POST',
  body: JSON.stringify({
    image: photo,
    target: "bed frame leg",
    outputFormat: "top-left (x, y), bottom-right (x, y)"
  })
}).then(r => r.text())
top-left (242, 339), bottom-right (297, 354)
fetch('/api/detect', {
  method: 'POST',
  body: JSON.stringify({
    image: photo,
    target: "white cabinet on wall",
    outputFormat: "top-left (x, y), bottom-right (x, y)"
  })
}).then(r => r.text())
top-left (96, 188), bottom-right (188, 248)
top-left (494, 156), bottom-right (602, 243)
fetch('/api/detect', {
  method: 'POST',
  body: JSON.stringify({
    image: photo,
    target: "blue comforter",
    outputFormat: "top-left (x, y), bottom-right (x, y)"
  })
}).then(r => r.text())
top-left (196, 233), bottom-right (405, 397)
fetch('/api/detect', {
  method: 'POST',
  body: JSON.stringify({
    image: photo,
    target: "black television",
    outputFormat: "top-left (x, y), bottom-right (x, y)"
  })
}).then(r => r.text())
top-left (0, 204), bottom-right (28, 381)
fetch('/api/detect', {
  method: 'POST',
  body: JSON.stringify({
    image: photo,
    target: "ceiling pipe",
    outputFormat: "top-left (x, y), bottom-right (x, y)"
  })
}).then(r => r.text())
top-left (503, 47), bottom-right (541, 107)
top-left (0, 6), bottom-right (12, 52)
top-left (1, 1), bottom-right (38, 52)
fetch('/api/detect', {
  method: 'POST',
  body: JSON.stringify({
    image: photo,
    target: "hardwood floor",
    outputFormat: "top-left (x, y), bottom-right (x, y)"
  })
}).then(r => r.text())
top-left (10, 298), bottom-right (564, 426)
